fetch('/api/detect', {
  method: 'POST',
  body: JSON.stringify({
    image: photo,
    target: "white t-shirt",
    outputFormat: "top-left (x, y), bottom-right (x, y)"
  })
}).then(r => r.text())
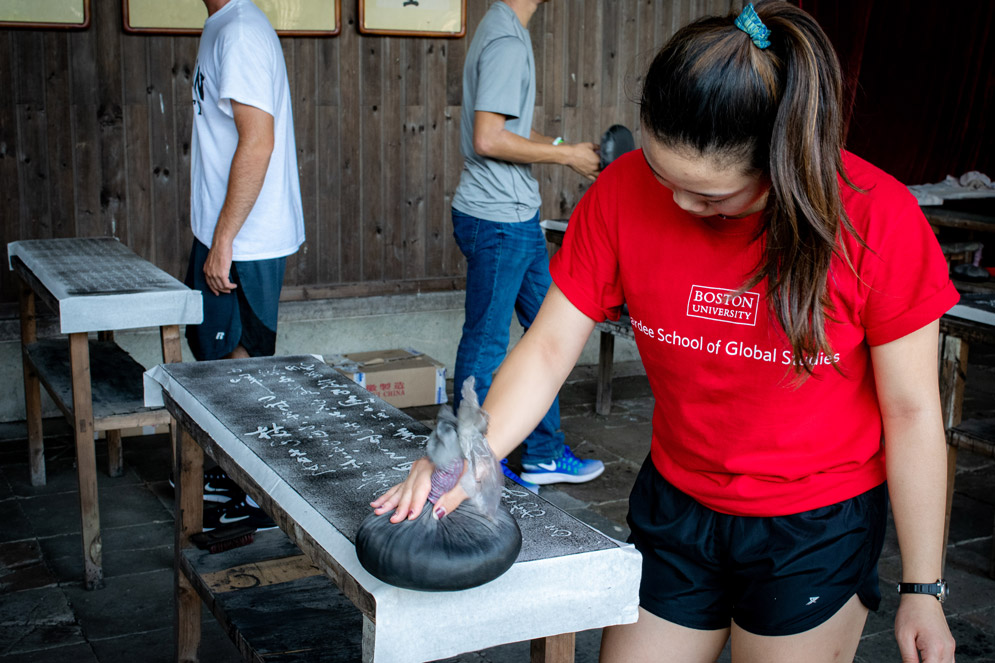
top-left (190, 0), bottom-right (304, 261)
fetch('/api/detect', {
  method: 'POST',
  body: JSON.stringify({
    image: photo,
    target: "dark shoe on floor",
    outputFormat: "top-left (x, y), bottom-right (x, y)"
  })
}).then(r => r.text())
top-left (201, 468), bottom-right (245, 503)
top-left (203, 498), bottom-right (277, 532)
top-left (169, 467), bottom-right (245, 504)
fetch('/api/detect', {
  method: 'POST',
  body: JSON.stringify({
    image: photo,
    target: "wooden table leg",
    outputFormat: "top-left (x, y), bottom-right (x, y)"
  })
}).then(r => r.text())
top-left (161, 325), bottom-right (183, 460)
top-left (161, 324), bottom-right (183, 364)
top-left (96, 331), bottom-right (126, 477)
top-left (97, 330), bottom-right (124, 477)
top-left (531, 633), bottom-right (575, 663)
top-left (943, 442), bottom-right (958, 573)
top-left (18, 278), bottom-right (45, 486)
top-left (938, 333), bottom-right (968, 430)
top-left (106, 430), bottom-right (124, 477)
top-left (938, 332), bottom-right (969, 573)
top-left (95, 332), bottom-right (128, 477)
top-left (175, 425), bottom-right (203, 662)
top-left (361, 615), bottom-right (376, 663)
top-left (69, 332), bottom-right (102, 589)
top-left (596, 331), bottom-right (615, 416)
top-left (990, 511), bottom-right (995, 579)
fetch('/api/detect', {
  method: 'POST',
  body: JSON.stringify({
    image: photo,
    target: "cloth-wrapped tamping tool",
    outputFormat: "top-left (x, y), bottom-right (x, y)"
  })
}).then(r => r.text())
top-left (355, 378), bottom-right (522, 591)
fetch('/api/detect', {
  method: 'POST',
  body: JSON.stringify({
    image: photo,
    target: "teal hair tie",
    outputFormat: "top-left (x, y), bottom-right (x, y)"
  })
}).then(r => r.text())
top-left (735, 3), bottom-right (771, 49)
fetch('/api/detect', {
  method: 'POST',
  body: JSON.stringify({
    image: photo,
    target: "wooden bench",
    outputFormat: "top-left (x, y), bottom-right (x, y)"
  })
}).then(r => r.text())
top-left (594, 317), bottom-right (634, 415)
top-left (146, 355), bottom-right (641, 663)
top-left (9, 237), bottom-right (201, 589)
top-left (938, 295), bottom-right (995, 575)
top-left (924, 201), bottom-right (995, 234)
top-left (939, 240), bottom-right (983, 267)
top-left (946, 418), bottom-right (995, 578)
top-left (181, 528), bottom-right (360, 661)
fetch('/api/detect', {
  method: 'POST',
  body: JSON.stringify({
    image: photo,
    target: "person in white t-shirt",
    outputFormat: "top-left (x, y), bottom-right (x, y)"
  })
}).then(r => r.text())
top-left (183, 0), bottom-right (304, 532)
top-left (185, 0), bottom-right (304, 363)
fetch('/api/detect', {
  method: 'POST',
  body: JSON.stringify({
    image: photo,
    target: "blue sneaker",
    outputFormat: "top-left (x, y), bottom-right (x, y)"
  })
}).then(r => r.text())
top-left (500, 458), bottom-right (539, 494)
top-left (520, 446), bottom-right (605, 485)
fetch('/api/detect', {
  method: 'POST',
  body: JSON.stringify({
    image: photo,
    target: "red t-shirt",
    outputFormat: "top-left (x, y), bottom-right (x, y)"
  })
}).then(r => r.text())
top-left (551, 150), bottom-right (959, 516)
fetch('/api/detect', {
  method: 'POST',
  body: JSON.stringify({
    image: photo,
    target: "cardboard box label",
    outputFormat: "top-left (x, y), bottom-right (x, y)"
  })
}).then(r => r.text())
top-left (325, 348), bottom-right (447, 409)
top-left (369, 380), bottom-right (406, 401)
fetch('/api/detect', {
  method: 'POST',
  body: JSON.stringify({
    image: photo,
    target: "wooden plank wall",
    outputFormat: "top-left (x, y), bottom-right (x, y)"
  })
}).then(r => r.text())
top-left (0, 0), bottom-right (739, 311)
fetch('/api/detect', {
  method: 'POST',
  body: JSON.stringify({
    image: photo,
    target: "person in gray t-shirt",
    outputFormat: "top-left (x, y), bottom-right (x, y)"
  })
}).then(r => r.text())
top-left (451, 0), bottom-right (604, 488)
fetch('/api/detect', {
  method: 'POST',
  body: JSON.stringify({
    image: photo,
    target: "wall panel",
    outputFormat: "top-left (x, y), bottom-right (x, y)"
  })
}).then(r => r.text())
top-left (0, 1), bottom-right (739, 311)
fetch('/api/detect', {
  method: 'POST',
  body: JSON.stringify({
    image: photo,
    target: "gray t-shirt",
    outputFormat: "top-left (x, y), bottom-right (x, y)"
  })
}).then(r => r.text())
top-left (452, 1), bottom-right (541, 223)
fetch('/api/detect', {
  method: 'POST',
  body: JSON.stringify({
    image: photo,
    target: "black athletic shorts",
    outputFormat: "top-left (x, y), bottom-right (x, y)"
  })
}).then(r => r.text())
top-left (184, 238), bottom-right (286, 361)
top-left (627, 455), bottom-right (887, 636)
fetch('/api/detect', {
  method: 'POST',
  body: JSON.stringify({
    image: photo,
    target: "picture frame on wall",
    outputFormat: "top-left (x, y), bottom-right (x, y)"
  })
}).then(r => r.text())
top-left (359, 0), bottom-right (466, 38)
top-left (122, 0), bottom-right (340, 36)
top-left (1, 0), bottom-right (90, 29)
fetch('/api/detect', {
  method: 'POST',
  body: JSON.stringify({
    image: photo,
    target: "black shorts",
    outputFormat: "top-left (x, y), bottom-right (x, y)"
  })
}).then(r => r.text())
top-left (184, 238), bottom-right (286, 361)
top-left (627, 456), bottom-right (886, 636)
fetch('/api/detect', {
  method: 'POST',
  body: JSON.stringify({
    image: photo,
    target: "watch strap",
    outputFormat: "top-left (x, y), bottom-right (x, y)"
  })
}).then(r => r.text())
top-left (896, 579), bottom-right (947, 602)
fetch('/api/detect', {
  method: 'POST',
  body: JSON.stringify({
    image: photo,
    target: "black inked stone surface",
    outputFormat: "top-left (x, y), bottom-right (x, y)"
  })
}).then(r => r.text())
top-left (13, 237), bottom-right (187, 296)
top-left (160, 356), bottom-right (618, 562)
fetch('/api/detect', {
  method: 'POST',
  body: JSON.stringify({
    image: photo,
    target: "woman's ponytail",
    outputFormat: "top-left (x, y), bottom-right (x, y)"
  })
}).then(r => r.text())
top-left (641, 1), bottom-right (862, 376)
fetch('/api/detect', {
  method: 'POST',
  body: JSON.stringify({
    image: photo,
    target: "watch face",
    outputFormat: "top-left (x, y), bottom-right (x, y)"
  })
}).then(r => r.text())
top-left (938, 581), bottom-right (949, 603)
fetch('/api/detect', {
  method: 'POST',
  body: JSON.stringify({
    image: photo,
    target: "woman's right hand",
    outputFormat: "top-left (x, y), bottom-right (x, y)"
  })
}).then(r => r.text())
top-left (369, 457), bottom-right (469, 523)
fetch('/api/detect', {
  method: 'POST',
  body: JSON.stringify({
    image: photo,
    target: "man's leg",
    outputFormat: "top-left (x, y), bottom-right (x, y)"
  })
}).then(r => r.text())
top-left (512, 217), bottom-right (565, 462)
top-left (198, 256), bottom-right (283, 528)
top-left (514, 217), bottom-right (604, 483)
top-left (181, 243), bottom-right (281, 526)
top-left (226, 345), bottom-right (250, 359)
top-left (452, 210), bottom-right (531, 412)
top-left (229, 256), bottom-right (286, 358)
top-left (184, 239), bottom-right (241, 361)
top-left (179, 240), bottom-right (246, 506)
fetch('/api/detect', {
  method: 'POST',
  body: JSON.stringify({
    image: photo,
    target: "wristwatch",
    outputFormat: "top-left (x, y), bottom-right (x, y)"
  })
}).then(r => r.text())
top-left (897, 579), bottom-right (948, 603)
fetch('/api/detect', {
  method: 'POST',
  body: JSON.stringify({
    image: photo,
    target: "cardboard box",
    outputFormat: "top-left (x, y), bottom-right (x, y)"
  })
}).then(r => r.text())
top-left (326, 348), bottom-right (447, 408)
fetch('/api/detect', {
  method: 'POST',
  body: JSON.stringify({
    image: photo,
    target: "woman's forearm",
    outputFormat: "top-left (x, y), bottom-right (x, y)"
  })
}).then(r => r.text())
top-left (871, 321), bottom-right (947, 581)
top-left (884, 412), bottom-right (947, 582)
top-left (481, 285), bottom-right (596, 459)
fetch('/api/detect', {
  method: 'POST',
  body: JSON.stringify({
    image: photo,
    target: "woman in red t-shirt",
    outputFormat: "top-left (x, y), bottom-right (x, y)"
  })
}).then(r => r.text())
top-left (373, 2), bottom-right (956, 661)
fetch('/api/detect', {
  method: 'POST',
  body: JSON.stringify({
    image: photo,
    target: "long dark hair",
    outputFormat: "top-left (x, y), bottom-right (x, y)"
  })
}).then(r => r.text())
top-left (640, 0), bottom-right (862, 376)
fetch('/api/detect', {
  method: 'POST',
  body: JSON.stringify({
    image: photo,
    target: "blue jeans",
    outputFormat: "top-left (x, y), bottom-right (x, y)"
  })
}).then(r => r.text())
top-left (452, 208), bottom-right (564, 464)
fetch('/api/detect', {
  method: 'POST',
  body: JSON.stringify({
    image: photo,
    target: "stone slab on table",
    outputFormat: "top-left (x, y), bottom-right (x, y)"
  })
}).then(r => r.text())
top-left (8, 237), bottom-right (202, 334)
top-left (946, 293), bottom-right (995, 328)
top-left (145, 355), bottom-right (641, 663)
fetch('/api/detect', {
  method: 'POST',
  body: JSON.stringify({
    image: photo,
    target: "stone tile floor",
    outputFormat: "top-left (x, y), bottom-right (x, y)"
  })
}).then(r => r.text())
top-left (1, 358), bottom-right (993, 662)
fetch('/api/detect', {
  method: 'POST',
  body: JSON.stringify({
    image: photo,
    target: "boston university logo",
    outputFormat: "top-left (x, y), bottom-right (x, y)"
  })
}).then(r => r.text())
top-left (686, 285), bottom-right (760, 326)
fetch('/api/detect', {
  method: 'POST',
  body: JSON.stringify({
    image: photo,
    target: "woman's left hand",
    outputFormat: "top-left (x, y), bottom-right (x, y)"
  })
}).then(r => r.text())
top-left (370, 457), bottom-right (435, 523)
top-left (369, 457), bottom-right (469, 523)
top-left (895, 595), bottom-right (956, 662)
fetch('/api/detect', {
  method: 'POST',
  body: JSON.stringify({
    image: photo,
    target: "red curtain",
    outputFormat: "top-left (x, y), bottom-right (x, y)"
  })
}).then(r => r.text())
top-left (797, 0), bottom-right (994, 185)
